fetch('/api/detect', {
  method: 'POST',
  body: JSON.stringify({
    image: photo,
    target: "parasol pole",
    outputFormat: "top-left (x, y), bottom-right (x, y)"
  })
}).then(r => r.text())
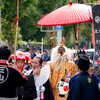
top-left (14, 0), bottom-right (20, 66)
top-left (73, 24), bottom-right (78, 57)
top-left (76, 24), bottom-right (79, 56)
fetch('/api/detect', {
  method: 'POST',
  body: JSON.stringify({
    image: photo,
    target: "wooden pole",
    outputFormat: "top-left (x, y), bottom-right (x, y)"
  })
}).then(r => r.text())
top-left (14, 0), bottom-right (20, 66)
top-left (41, 37), bottom-right (43, 55)
top-left (75, 24), bottom-right (79, 56)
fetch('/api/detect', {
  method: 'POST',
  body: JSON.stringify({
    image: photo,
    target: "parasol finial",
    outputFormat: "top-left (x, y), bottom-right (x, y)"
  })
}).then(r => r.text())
top-left (69, 1), bottom-right (72, 6)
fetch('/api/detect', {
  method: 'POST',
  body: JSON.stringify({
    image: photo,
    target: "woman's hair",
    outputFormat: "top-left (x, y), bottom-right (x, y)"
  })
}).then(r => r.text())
top-left (0, 45), bottom-right (11, 60)
top-left (34, 56), bottom-right (43, 66)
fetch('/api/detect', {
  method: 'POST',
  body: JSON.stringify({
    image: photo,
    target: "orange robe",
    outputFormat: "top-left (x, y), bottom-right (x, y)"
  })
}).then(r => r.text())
top-left (48, 60), bottom-right (77, 100)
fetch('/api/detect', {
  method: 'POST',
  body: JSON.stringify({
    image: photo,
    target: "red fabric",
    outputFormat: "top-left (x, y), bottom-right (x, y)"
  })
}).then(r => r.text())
top-left (22, 75), bottom-right (28, 80)
top-left (40, 92), bottom-right (45, 99)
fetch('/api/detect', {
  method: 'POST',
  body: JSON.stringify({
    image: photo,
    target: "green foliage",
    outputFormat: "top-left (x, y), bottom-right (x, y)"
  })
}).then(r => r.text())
top-left (79, 22), bottom-right (92, 39)
top-left (1, 0), bottom-right (35, 46)
top-left (1, 0), bottom-right (97, 49)
top-left (62, 25), bottom-right (76, 47)
top-left (19, 0), bottom-right (62, 44)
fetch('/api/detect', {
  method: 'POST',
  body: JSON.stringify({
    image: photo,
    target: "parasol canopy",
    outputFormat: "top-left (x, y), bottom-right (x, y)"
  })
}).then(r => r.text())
top-left (37, 1), bottom-right (93, 26)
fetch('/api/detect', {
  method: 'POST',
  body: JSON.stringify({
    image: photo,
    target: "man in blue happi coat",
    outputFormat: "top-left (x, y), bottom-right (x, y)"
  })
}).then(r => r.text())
top-left (67, 55), bottom-right (100, 100)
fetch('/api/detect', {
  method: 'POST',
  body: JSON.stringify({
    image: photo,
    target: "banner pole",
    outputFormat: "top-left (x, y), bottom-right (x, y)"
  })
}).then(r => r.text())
top-left (14, 0), bottom-right (20, 66)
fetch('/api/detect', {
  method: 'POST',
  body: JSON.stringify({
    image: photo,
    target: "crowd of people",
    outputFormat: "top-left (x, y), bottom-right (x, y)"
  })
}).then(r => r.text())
top-left (0, 44), bottom-right (100, 100)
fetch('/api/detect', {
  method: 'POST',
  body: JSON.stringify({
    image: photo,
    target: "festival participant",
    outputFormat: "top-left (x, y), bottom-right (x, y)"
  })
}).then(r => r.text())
top-left (36, 49), bottom-right (41, 58)
top-left (69, 50), bottom-right (100, 90)
top-left (11, 51), bottom-right (30, 73)
top-left (67, 55), bottom-right (100, 100)
top-left (69, 60), bottom-right (100, 89)
top-left (24, 59), bottom-right (33, 71)
top-left (29, 48), bottom-right (36, 59)
top-left (11, 51), bottom-right (30, 100)
top-left (23, 57), bottom-right (54, 100)
top-left (0, 45), bottom-right (27, 100)
top-left (48, 42), bottom-right (77, 100)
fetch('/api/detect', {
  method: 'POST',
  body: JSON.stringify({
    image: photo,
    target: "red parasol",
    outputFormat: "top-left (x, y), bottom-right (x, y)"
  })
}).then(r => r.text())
top-left (37, 1), bottom-right (93, 26)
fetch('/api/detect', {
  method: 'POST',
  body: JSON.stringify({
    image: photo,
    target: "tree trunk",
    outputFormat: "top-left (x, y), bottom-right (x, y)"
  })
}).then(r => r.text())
top-left (8, 39), bottom-right (14, 53)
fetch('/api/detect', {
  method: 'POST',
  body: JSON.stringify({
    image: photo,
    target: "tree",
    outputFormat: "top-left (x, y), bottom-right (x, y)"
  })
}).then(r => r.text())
top-left (1, 0), bottom-right (35, 52)
top-left (19, 0), bottom-right (62, 47)
top-left (1, 0), bottom-right (96, 50)
top-left (79, 22), bottom-right (92, 48)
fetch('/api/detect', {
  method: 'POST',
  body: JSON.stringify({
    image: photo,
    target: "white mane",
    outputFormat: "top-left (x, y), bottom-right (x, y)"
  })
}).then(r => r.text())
top-left (50, 46), bottom-right (72, 71)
